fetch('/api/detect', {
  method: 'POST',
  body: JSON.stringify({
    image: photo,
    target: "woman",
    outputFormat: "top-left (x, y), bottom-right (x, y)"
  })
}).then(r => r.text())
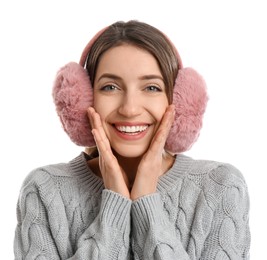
top-left (14, 20), bottom-right (250, 259)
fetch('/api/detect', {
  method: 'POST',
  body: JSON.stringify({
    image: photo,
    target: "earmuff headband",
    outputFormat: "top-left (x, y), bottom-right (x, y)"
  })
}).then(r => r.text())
top-left (79, 27), bottom-right (108, 67)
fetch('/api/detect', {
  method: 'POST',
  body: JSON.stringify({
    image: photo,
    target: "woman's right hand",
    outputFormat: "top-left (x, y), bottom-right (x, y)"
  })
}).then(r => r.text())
top-left (87, 107), bottom-right (130, 199)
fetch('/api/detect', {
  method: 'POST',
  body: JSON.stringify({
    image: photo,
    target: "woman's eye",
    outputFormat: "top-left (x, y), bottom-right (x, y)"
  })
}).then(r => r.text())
top-left (145, 85), bottom-right (162, 92)
top-left (100, 84), bottom-right (118, 91)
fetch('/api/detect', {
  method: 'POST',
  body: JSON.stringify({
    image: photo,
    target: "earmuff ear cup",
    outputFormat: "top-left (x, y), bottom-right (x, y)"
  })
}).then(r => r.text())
top-left (165, 68), bottom-right (208, 154)
top-left (52, 62), bottom-right (95, 147)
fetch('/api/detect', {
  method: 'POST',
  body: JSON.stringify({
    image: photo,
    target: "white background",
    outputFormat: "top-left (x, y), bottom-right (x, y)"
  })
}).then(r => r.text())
top-left (1, 0), bottom-right (266, 258)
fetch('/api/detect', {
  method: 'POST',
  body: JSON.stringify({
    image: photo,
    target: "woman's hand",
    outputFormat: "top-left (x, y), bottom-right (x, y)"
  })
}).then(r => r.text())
top-left (88, 107), bottom-right (130, 199)
top-left (130, 105), bottom-right (175, 201)
top-left (87, 105), bottom-right (175, 201)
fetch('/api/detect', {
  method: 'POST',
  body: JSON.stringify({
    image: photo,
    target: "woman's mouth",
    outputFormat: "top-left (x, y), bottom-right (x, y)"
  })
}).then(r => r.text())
top-left (112, 123), bottom-right (150, 140)
top-left (115, 125), bottom-right (149, 135)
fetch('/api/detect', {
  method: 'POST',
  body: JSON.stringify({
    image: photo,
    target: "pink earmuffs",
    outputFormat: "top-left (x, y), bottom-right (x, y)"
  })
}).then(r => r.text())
top-left (52, 26), bottom-right (208, 154)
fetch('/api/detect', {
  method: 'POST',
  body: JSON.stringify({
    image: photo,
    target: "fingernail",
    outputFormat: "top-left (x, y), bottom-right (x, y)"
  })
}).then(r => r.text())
top-left (171, 105), bottom-right (175, 115)
top-left (90, 107), bottom-right (94, 111)
top-left (91, 129), bottom-right (96, 137)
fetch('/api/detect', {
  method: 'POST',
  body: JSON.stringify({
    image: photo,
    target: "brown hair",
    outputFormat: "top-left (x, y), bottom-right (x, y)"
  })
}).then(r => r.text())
top-left (85, 20), bottom-right (179, 103)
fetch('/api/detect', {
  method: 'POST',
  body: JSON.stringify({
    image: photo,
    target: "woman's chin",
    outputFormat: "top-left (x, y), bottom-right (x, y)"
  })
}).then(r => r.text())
top-left (111, 143), bottom-right (149, 159)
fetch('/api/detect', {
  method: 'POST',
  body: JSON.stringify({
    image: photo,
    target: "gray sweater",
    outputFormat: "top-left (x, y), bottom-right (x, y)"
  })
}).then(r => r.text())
top-left (14, 152), bottom-right (250, 259)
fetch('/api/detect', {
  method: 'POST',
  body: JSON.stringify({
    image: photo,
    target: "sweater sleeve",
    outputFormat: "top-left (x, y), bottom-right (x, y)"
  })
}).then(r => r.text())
top-left (71, 190), bottom-right (132, 259)
top-left (131, 193), bottom-right (190, 260)
top-left (199, 164), bottom-right (251, 259)
top-left (130, 164), bottom-right (250, 260)
top-left (14, 170), bottom-right (131, 260)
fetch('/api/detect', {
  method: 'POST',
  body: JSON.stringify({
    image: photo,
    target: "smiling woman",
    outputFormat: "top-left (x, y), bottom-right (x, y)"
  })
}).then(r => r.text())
top-left (14, 20), bottom-right (250, 259)
top-left (92, 44), bottom-right (169, 160)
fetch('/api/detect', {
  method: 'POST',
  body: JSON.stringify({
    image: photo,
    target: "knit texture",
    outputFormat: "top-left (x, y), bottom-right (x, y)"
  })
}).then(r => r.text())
top-left (14, 153), bottom-right (250, 259)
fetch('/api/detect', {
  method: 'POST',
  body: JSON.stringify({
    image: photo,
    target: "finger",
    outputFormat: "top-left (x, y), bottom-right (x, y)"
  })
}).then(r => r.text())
top-left (88, 107), bottom-right (104, 130)
top-left (149, 105), bottom-right (175, 153)
top-left (87, 107), bottom-right (97, 130)
top-left (88, 108), bottom-right (112, 151)
top-left (93, 116), bottom-right (112, 153)
top-left (92, 128), bottom-right (113, 159)
top-left (159, 104), bottom-right (175, 134)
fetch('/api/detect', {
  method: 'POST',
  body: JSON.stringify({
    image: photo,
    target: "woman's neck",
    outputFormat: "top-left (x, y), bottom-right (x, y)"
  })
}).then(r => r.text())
top-left (113, 150), bottom-right (175, 189)
top-left (113, 151), bottom-right (142, 188)
top-left (86, 148), bottom-right (175, 190)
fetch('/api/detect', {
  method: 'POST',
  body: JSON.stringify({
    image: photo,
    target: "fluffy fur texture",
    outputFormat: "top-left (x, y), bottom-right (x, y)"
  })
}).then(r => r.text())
top-left (165, 68), bottom-right (208, 153)
top-left (52, 62), bottom-right (95, 147)
top-left (52, 28), bottom-right (208, 154)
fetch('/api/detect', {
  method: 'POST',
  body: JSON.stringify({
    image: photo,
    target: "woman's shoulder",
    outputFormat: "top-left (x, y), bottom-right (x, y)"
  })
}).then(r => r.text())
top-left (186, 156), bottom-right (247, 187)
top-left (171, 154), bottom-right (248, 194)
top-left (20, 152), bottom-right (92, 193)
top-left (168, 154), bottom-right (250, 213)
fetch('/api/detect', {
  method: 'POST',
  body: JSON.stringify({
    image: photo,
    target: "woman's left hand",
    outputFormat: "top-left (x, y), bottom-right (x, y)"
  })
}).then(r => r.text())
top-left (130, 105), bottom-right (175, 201)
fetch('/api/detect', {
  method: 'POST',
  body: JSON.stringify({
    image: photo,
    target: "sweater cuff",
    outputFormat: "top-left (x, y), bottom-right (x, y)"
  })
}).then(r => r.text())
top-left (131, 193), bottom-right (167, 235)
top-left (100, 189), bottom-right (131, 231)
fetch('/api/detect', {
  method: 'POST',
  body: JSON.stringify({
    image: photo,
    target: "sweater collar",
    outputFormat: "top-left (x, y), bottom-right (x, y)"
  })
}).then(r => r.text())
top-left (69, 152), bottom-right (194, 194)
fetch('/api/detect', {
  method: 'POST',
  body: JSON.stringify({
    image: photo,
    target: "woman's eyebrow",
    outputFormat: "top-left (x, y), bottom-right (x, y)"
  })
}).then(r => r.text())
top-left (96, 73), bottom-right (122, 82)
top-left (139, 74), bottom-right (164, 81)
top-left (97, 73), bottom-right (164, 82)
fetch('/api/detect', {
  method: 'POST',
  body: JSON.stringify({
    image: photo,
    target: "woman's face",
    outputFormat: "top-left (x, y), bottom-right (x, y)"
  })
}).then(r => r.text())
top-left (93, 44), bottom-right (169, 158)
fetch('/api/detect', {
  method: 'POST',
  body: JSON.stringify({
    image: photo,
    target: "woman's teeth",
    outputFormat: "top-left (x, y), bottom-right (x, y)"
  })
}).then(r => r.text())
top-left (116, 125), bottom-right (148, 134)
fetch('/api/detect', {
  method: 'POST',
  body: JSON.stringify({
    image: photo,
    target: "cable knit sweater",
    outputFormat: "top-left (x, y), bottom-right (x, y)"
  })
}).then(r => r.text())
top-left (14, 152), bottom-right (250, 259)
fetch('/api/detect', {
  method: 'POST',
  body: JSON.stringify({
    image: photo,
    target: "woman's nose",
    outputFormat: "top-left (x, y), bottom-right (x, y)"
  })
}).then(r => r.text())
top-left (118, 93), bottom-right (142, 118)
